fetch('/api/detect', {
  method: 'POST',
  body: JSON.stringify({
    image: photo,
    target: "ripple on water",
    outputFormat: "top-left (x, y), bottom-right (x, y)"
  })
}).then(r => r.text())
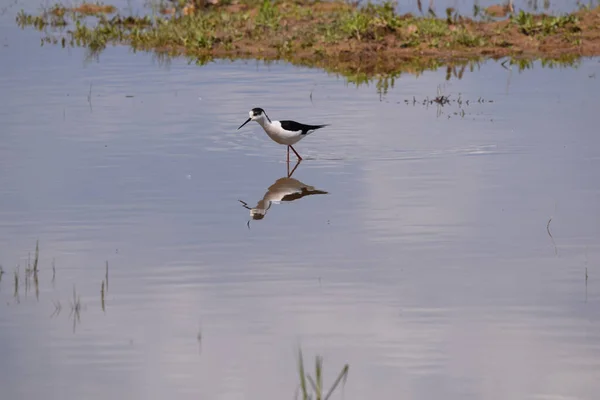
top-left (1, 33), bottom-right (600, 400)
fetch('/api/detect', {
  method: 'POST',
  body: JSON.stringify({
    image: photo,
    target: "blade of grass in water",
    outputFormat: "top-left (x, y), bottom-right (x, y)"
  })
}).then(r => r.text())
top-left (324, 364), bottom-right (349, 400)
top-left (298, 348), bottom-right (309, 400)
top-left (297, 348), bottom-right (349, 400)
top-left (316, 356), bottom-right (322, 399)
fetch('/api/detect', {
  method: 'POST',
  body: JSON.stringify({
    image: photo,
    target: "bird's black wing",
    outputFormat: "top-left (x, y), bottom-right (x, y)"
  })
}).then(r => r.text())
top-left (280, 120), bottom-right (328, 135)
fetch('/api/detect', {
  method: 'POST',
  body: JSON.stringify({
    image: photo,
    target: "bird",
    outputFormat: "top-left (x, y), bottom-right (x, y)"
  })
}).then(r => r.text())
top-left (238, 163), bottom-right (328, 226)
top-left (237, 107), bottom-right (329, 161)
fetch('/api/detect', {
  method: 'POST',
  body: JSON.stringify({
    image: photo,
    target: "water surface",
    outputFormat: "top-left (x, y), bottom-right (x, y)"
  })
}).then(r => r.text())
top-left (1, 2), bottom-right (600, 400)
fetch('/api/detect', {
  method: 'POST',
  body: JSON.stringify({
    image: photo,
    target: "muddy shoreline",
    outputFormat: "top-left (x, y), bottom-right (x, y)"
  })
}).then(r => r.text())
top-left (15, 1), bottom-right (600, 79)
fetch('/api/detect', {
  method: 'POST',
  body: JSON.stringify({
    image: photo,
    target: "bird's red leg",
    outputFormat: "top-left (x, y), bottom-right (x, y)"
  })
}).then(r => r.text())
top-left (288, 158), bottom-right (301, 177)
top-left (289, 145), bottom-right (303, 161)
top-left (287, 145), bottom-right (290, 163)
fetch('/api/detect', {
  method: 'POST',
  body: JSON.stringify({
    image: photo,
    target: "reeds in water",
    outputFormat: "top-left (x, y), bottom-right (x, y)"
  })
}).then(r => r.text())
top-left (296, 348), bottom-right (349, 400)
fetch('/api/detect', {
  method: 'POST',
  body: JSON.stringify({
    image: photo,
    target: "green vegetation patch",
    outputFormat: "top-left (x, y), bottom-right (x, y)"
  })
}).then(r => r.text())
top-left (14, 0), bottom-right (600, 85)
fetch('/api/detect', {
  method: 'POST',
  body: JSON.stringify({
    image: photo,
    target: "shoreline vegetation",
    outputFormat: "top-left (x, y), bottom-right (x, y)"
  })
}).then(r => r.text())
top-left (15, 0), bottom-right (600, 84)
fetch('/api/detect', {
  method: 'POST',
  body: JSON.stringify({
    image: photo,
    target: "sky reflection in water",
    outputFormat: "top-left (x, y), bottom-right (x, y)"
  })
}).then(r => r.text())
top-left (1, 3), bottom-right (600, 400)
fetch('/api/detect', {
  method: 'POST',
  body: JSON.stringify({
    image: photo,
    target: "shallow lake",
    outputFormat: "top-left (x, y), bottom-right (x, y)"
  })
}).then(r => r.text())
top-left (1, 1), bottom-right (600, 400)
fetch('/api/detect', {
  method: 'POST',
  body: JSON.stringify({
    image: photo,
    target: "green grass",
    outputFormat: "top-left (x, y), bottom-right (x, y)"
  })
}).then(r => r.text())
top-left (511, 10), bottom-right (581, 36)
top-left (13, 0), bottom-right (598, 91)
top-left (453, 29), bottom-right (486, 47)
top-left (256, 0), bottom-right (280, 30)
top-left (297, 348), bottom-right (349, 400)
top-left (15, 1), bottom-right (493, 52)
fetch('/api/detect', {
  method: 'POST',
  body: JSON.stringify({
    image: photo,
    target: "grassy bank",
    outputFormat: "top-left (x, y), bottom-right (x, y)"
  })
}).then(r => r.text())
top-left (15, 0), bottom-right (600, 82)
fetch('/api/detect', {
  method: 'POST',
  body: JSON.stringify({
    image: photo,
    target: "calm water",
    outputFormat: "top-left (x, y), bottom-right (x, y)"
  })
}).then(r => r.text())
top-left (1, 1), bottom-right (600, 400)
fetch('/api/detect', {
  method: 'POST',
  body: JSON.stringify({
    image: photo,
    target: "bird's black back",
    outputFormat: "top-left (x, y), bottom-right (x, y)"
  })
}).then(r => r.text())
top-left (280, 120), bottom-right (328, 135)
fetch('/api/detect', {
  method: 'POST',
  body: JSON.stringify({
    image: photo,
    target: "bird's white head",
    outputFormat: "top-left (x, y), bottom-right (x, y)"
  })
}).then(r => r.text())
top-left (237, 107), bottom-right (270, 130)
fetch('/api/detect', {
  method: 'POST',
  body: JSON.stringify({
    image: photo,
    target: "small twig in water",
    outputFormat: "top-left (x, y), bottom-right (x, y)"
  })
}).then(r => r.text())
top-left (51, 300), bottom-right (62, 317)
top-left (433, 94), bottom-right (450, 105)
top-left (69, 285), bottom-right (82, 332)
top-left (34, 268), bottom-right (39, 302)
top-left (585, 267), bottom-right (589, 303)
top-left (13, 267), bottom-right (19, 302)
top-left (87, 82), bottom-right (93, 113)
top-left (101, 280), bottom-right (105, 312)
top-left (24, 262), bottom-right (30, 295)
top-left (546, 217), bottom-right (558, 256)
top-left (33, 240), bottom-right (39, 274)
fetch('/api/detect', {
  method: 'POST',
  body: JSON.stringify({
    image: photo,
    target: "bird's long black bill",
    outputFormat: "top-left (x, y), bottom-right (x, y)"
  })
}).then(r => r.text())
top-left (237, 118), bottom-right (251, 130)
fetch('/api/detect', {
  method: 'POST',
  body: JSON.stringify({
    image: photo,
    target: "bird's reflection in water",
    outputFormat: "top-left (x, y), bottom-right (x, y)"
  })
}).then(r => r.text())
top-left (239, 160), bottom-right (328, 227)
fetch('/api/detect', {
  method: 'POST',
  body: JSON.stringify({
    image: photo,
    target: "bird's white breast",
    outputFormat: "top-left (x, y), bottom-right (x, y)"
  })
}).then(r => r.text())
top-left (262, 121), bottom-right (303, 145)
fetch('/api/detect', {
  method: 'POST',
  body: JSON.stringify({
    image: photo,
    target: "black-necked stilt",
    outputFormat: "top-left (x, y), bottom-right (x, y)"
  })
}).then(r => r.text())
top-left (238, 159), bottom-right (328, 226)
top-left (237, 107), bottom-right (329, 161)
